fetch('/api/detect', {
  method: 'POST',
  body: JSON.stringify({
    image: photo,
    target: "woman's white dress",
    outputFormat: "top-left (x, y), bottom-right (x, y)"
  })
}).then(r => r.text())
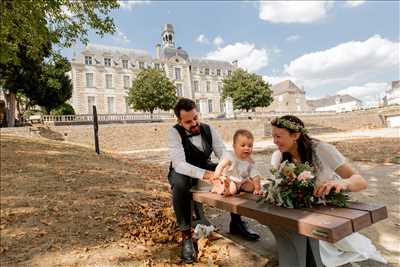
top-left (271, 142), bottom-right (387, 267)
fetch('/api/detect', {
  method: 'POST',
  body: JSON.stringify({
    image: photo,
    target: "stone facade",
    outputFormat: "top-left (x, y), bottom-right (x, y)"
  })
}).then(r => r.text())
top-left (264, 80), bottom-right (312, 112)
top-left (69, 24), bottom-right (236, 115)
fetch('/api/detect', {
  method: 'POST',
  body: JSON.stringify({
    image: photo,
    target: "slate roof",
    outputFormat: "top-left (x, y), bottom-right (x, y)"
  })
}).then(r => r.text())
top-left (271, 80), bottom-right (304, 96)
top-left (307, 94), bottom-right (362, 108)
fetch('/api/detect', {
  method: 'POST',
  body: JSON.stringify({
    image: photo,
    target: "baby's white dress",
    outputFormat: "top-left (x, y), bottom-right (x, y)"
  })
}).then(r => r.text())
top-left (223, 151), bottom-right (260, 186)
top-left (271, 142), bottom-right (387, 267)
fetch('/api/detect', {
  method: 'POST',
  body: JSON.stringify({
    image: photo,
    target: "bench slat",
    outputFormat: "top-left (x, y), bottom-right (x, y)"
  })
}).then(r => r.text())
top-left (238, 194), bottom-right (372, 232)
top-left (346, 202), bottom-right (388, 223)
top-left (303, 206), bottom-right (371, 232)
top-left (193, 192), bottom-right (353, 243)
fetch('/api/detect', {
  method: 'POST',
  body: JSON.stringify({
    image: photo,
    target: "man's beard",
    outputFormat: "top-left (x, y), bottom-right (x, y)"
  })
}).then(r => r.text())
top-left (190, 123), bottom-right (200, 134)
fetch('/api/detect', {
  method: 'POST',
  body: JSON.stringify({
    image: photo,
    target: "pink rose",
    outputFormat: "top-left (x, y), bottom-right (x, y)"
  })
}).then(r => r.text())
top-left (297, 171), bottom-right (313, 181)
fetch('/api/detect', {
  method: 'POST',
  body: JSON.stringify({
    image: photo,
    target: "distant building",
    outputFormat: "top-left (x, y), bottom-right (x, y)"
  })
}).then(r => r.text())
top-left (307, 94), bottom-right (362, 112)
top-left (383, 80), bottom-right (400, 106)
top-left (265, 80), bottom-right (312, 112)
top-left (68, 24), bottom-right (236, 114)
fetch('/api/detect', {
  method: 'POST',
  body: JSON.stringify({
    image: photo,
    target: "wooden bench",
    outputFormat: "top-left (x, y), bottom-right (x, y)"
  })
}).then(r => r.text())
top-left (192, 192), bottom-right (387, 266)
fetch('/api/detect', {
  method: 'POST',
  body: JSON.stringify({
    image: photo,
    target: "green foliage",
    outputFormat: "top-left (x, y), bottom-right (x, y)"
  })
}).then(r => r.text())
top-left (0, 0), bottom-right (119, 67)
top-left (221, 69), bottom-right (273, 111)
top-left (50, 103), bottom-right (75, 116)
top-left (127, 69), bottom-right (178, 114)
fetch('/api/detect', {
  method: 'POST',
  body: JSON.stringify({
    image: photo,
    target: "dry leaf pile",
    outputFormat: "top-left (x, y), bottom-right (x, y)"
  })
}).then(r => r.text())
top-left (118, 200), bottom-right (181, 246)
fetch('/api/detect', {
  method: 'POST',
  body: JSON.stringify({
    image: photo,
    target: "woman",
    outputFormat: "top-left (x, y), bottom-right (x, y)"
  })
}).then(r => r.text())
top-left (270, 115), bottom-right (387, 267)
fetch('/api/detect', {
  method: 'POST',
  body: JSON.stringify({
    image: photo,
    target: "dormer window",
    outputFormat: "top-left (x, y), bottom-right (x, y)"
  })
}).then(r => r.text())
top-left (122, 60), bottom-right (128, 69)
top-left (85, 56), bottom-right (92, 65)
top-left (139, 62), bottom-right (145, 69)
top-left (104, 58), bottom-right (111, 67)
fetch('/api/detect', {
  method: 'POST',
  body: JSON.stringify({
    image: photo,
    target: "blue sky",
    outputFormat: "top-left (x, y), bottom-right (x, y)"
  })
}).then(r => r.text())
top-left (62, 0), bottom-right (399, 105)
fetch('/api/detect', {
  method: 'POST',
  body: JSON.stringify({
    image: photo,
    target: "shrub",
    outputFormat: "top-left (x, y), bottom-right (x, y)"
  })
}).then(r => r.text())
top-left (50, 103), bottom-right (75, 115)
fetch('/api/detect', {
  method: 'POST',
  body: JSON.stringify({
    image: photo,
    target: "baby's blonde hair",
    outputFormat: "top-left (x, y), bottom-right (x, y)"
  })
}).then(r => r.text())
top-left (233, 129), bottom-right (254, 144)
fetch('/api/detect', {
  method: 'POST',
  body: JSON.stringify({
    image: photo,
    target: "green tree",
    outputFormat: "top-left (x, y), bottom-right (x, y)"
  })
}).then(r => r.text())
top-left (0, 0), bottom-right (119, 126)
top-left (221, 69), bottom-right (273, 112)
top-left (1, 0), bottom-right (118, 67)
top-left (127, 69), bottom-right (178, 116)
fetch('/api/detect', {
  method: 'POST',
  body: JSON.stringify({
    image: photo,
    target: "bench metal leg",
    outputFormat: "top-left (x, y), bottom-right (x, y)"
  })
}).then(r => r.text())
top-left (269, 226), bottom-right (323, 267)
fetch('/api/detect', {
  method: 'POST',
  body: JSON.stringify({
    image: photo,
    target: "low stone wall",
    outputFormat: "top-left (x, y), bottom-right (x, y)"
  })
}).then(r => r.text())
top-left (1, 106), bottom-right (398, 152)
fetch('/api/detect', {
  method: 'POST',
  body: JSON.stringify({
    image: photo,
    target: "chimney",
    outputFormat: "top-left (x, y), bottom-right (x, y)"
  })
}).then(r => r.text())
top-left (232, 60), bottom-right (238, 68)
top-left (155, 43), bottom-right (161, 59)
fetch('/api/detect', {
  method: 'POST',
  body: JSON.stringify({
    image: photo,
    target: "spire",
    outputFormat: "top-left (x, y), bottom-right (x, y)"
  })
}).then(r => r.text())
top-left (162, 24), bottom-right (175, 48)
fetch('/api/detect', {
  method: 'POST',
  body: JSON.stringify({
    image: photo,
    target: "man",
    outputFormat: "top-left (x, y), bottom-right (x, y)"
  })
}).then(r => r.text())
top-left (167, 98), bottom-right (260, 263)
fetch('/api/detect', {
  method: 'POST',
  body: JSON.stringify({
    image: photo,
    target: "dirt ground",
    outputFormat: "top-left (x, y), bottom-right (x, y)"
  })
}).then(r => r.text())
top-left (1, 132), bottom-right (399, 266)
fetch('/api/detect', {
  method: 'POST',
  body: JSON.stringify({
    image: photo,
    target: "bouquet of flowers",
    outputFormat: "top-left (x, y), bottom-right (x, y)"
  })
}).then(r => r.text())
top-left (259, 160), bottom-right (349, 208)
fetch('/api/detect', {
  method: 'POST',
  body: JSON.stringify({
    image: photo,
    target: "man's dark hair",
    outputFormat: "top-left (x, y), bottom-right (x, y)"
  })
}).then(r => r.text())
top-left (174, 98), bottom-right (197, 119)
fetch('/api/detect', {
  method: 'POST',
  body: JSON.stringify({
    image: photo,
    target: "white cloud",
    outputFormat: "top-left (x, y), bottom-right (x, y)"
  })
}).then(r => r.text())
top-left (213, 36), bottom-right (224, 46)
top-left (286, 35), bottom-right (300, 42)
top-left (112, 29), bottom-right (131, 44)
top-left (118, 0), bottom-right (150, 11)
top-left (206, 42), bottom-right (269, 72)
top-left (344, 1), bottom-right (366, 8)
top-left (262, 75), bottom-right (299, 86)
top-left (196, 34), bottom-right (210, 44)
top-left (337, 82), bottom-right (389, 105)
top-left (284, 35), bottom-right (399, 88)
top-left (259, 1), bottom-right (333, 24)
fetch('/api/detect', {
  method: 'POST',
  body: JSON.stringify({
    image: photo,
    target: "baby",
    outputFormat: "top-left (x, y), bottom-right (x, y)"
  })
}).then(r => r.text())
top-left (211, 129), bottom-right (262, 196)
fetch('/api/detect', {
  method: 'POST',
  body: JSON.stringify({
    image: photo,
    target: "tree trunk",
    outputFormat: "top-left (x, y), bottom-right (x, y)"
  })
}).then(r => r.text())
top-left (5, 91), bottom-right (16, 127)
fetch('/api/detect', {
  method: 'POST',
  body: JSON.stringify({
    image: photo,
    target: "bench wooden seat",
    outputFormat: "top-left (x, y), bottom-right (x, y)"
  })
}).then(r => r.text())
top-left (192, 192), bottom-right (387, 243)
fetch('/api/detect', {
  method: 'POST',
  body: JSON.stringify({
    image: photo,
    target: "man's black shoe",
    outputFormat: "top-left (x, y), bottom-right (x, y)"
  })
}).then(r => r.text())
top-left (181, 237), bottom-right (196, 263)
top-left (229, 220), bottom-right (260, 241)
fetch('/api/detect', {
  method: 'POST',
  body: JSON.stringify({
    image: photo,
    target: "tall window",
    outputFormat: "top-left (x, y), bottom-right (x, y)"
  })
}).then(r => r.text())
top-left (154, 63), bottom-right (160, 70)
top-left (216, 69), bottom-right (221, 76)
top-left (208, 99), bottom-right (213, 113)
top-left (122, 59), bottom-right (128, 69)
top-left (205, 68), bottom-right (210, 75)
top-left (84, 56), bottom-right (92, 65)
top-left (217, 83), bottom-right (221, 93)
top-left (104, 58), bottom-right (111, 67)
top-left (175, 68), bottom-right (181, 80)
top-left (206, 81), bottom-right (211, 92)
top-left (176, 84), bottom-right (183, 97)
top-left (193, 80), bottom-right (199, 92)
top-left (228, 70), bottom-right (232, 76)
top-left (123, 75), bottom-right (130, 89)
top-left (86, 73), bottom-right (94, 87)
top-left (139, 61), bottom-right (145, 69)
top-left (105, 74), bottom-right (112, 89)
top-left (220, 99), bottom-right (225, 113)
top-left (194, 99), bottom-right (200, 112)
top-left (88, 96), bottom-right (96, 114)
top-left (107, 97), bottom-right (114, 114)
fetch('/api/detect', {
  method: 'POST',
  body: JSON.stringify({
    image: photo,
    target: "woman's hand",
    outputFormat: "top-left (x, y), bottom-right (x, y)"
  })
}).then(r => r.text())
top-left (314, 180), bottom-right (349, 197)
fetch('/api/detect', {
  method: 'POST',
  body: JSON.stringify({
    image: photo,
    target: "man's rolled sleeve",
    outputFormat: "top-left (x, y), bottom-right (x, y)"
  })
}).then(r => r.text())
top-left (167, 128), bottom-right (205, 179)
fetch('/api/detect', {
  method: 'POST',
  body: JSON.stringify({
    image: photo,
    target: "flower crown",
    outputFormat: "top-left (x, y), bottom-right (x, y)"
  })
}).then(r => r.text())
top-left (271, 117), bottom-right (308, 134)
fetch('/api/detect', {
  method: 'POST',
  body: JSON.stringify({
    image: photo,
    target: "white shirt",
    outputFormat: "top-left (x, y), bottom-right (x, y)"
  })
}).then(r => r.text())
top-left (167, 124), bottom-right (226, 179)
top-left (270, 142), bottom-right (346, 183)
top-left (223, 151), bottom-right (260, 183)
